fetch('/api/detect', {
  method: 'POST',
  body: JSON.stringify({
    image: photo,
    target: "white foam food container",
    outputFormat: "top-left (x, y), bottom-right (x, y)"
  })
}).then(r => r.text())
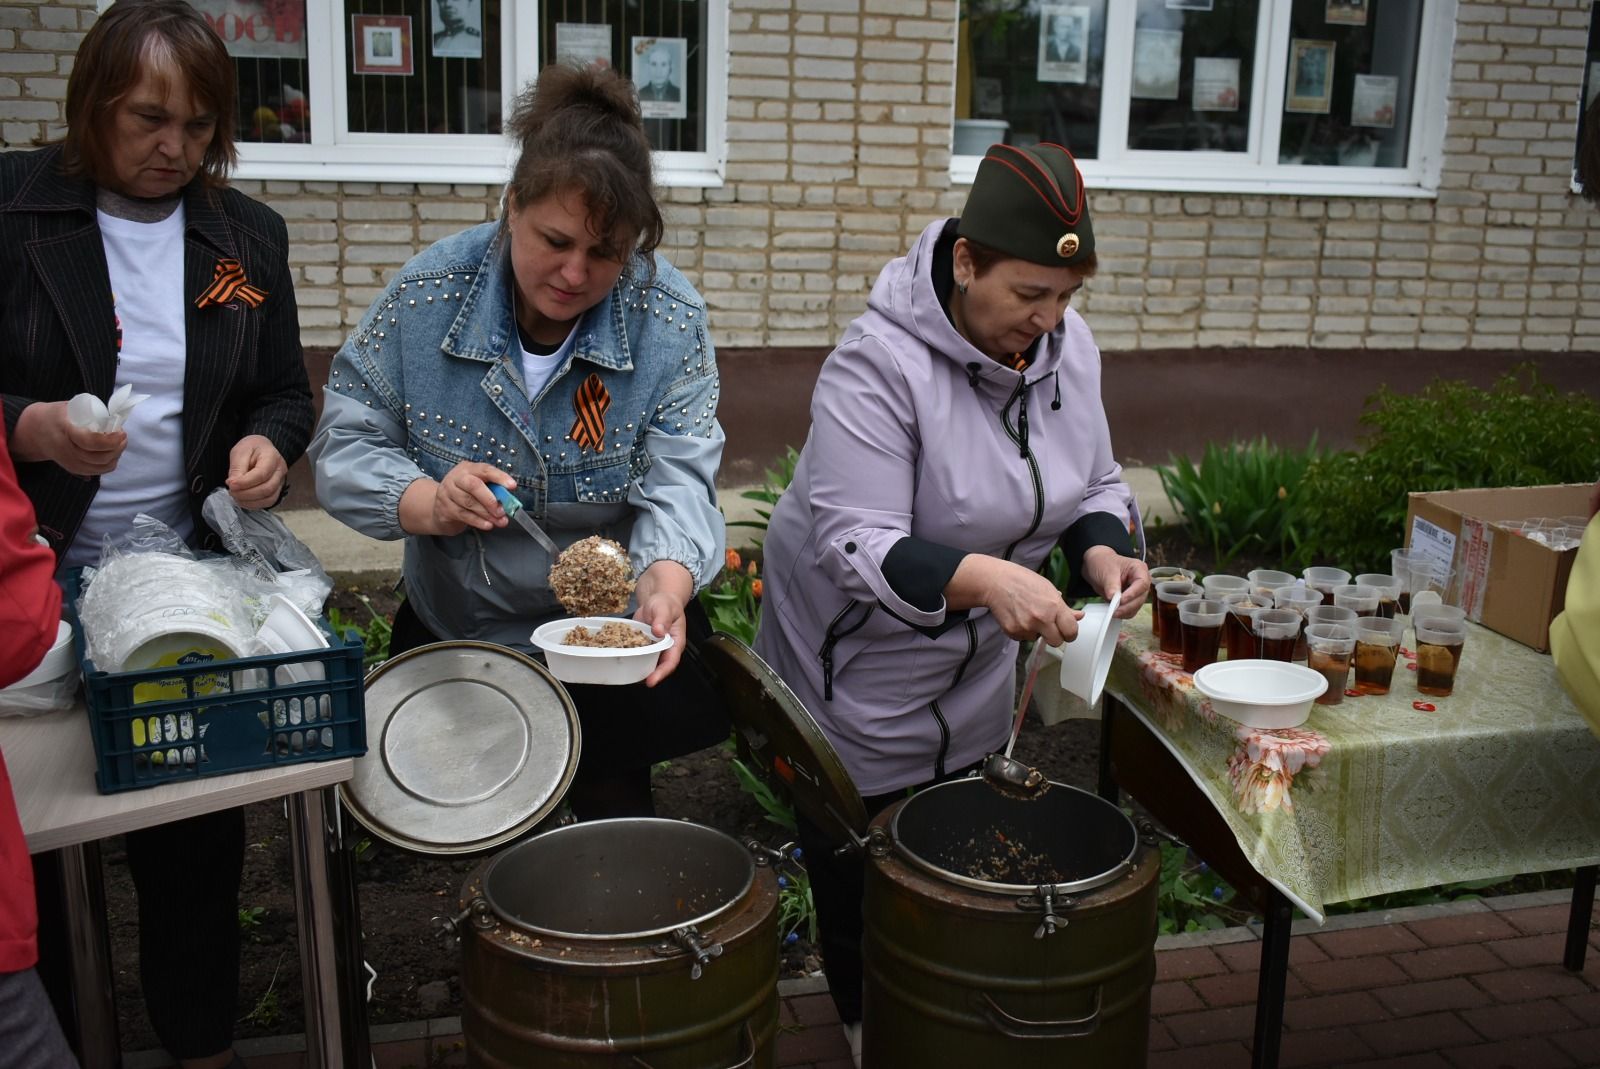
top-left (1192, 659), bottom-right (1327, 730)
top-left (4, 620), bottom-right (75, 690)
top-left (530, 617), bottom-right (672, 686)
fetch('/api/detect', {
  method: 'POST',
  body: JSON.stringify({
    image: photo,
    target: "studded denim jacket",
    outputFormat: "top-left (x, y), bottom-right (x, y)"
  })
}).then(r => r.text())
top-left (309, 221), bottom-right (725, 647)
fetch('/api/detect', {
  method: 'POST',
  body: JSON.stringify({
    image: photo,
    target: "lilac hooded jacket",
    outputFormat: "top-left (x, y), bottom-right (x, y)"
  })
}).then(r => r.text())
top-left (752, 219), bottom-right (1135, 796)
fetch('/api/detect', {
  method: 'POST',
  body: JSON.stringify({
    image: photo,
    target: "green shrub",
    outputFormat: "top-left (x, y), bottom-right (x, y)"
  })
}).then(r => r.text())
top-left (1156, 436), bottom-right (1323, 568)
top-left (1296, 368), bottom-right (1600, 572)
top-left (725, 446), bottom-right (801, 548)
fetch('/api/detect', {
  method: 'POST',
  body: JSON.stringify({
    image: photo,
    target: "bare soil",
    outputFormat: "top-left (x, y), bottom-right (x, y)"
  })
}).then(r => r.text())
top-left (102, 527), bottom-right (1251, 1051)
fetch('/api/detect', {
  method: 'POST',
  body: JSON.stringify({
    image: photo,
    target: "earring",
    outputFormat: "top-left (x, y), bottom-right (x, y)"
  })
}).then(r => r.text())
top-left (957, 280), bottom-right (969, 295)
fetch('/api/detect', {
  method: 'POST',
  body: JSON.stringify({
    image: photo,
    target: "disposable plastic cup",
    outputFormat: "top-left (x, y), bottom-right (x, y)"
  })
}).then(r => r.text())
top-left (1221, 593), bottom-right (1273, 660)
top-left (1305, 623), bottom-right (1356, 705)
top-left (1391, 549), bottom-right (1451, 614)
top-left (1355, 573), bottom-right (1402, 619)
top-left (1177, 598), bottom-right (1226, 674)
top-left (1306, 605), bottom-right (1357, 630)
top-left (1414, 618), bottom-right (1467, 697)
top-left (1252, 609), bottom-right (1302, 663)
top-left (1332, 583), bottom-right (1380, 615)
top-left (1353, 616), bottom-right (1404, 695)
top-left (1155, 581), bottom-right (1200, 655)
top-left (1147, 568), bottom-right (1196, 638)
top-left (1273, 585), bottom-right (1323, 661)
top-left (1302, 566), bottom-right (1352, 608)
top-left (1411, 604), bottom-right (1466, 628)
top-left (1247, 569), bottom-right (1295, 600)
top-left (1200, 574), bottom-right (1249, 600)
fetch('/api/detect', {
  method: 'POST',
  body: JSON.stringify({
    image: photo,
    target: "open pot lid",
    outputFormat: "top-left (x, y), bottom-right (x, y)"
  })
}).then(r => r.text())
top-left (339, 641), bottom-right (580, 856)
top-left (699, 633), bottom-right (867, 845)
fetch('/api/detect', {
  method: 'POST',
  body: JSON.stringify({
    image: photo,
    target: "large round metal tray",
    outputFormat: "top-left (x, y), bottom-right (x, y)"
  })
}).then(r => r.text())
top-left (340, 641), bottom-right (580, 856)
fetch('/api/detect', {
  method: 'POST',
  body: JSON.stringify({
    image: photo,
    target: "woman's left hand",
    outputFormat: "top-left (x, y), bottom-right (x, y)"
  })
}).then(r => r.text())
top-left (1082, 546), bottom-right (1150, 619)
top-left (633, 559), bottom-right (695, 687)
top-left (227, 434), bottom-right (289, 509)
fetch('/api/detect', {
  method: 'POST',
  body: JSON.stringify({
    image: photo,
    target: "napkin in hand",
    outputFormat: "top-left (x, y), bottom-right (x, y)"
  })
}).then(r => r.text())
top-left (66, 384), bottom-right (149, 433)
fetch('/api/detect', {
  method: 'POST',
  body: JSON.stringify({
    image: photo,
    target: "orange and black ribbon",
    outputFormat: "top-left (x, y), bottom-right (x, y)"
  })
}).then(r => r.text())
top-left (195, 258), bottom-right (266, 309)
top-left (570, 372), bottom-right (610, 452)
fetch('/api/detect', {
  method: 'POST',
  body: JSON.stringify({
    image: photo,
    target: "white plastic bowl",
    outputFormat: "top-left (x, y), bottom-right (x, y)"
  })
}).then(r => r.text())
top-left (5, 620), bottom-right (75, 690)
top-left (530, 617), bottom-right (672, 685)
top-left (1192, 659), bottom-right (1327, 730)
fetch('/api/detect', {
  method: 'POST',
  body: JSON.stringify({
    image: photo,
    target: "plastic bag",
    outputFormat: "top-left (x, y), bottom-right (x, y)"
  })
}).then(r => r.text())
top-left (0, 671), bottom-right (79, 717)
top-left (202, 489), bottom-right (332, 617)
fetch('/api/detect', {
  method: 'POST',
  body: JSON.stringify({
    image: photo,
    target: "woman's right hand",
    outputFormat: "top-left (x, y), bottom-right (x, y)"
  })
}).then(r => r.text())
top-left (399, 462), bottom-right (516, 536)
top-left (951, 554), bottom-right (1083, 646)
top-left (10, 401), bottom-right (126, 476)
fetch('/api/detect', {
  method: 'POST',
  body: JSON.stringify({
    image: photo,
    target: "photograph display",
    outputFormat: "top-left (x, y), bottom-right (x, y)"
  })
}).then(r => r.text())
top-left (556, 23), bottom-right (612, 70)
top-left (1191, 56), bottom-right (1240, 112)
top-left (631, 36), bottom-right (687, 120)
top-left (1350, 73), bottom-right (1398, 128)
top-left (1285, 38), bottom-right (1335, 113)
top-left (352, 14), bottom-right (413, 76)
top-left (430, 0), bottom-right (481, 59)
top-left (1325, 0), bottom-right (1368, 26)
top-left (1036, 5), bottom-right (1090, 85)
top-left (1131, 27), bottom-right (1183, 101)
top-left (1167, 0), bottom-right (1215, 9)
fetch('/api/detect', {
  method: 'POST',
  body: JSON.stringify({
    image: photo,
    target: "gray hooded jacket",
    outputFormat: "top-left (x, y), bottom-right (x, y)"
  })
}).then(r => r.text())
top-left (753, 219), bottom-right (1135, 796)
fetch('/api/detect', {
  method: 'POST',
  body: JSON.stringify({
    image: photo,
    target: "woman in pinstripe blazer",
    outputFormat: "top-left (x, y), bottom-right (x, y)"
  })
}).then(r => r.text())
top-left (0, 4), bottom-right (311, 1067)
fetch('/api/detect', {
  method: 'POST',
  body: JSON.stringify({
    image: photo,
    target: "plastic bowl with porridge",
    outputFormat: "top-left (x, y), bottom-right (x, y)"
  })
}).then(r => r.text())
top-left (530, 617), bottom-right (673, 686)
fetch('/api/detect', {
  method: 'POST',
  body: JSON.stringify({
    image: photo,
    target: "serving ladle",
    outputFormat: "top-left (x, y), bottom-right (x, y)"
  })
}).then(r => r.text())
top-left (981, 639), bottom-right (1052, 800)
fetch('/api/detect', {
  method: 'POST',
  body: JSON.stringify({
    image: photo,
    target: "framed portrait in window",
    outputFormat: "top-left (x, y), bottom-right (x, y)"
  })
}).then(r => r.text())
top-left (430, 0), bottom-right (482, 60)
top-left (1037, 5), bottom-right (1091, 85)
top-left (351, 14), bottom-right (413, 77)
top-left (1285, 38), bottom-right (1334, 114)
top-left (631, 36), bottom-right (687, 120)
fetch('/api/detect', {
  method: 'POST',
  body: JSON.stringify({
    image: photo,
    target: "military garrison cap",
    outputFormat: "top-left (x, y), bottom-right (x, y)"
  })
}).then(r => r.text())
top-left (957, 142), bottom-right (1094, 267)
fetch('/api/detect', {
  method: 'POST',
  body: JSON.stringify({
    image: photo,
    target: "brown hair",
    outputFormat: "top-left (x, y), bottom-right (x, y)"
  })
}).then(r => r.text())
top-left (964, 236), bottom-right (1099, 280)
top-left (63, 0), bottom-right (238, 187)
top-left (504, 63), bottom-right (663, 260)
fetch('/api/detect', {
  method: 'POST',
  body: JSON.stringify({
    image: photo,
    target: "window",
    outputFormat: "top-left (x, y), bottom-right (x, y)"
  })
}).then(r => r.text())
top-left (953, 0), bottom-right (1451, 196)
top-left (178, 0), bottom-right (725, 184)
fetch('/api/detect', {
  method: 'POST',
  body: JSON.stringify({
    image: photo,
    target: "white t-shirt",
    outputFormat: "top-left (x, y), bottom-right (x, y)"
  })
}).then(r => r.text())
top-left (65, 207), bottom-right (192, 569)
top-left (519, 321), bottom-right (579, 403)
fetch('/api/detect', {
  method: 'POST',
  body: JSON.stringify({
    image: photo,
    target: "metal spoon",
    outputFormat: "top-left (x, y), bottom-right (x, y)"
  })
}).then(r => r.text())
top-left (982, 639), bottom-right (1051, 800)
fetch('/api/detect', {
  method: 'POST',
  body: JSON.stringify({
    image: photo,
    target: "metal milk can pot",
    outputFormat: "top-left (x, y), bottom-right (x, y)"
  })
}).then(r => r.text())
top-left (342, 641), bottom-right (779, 1068)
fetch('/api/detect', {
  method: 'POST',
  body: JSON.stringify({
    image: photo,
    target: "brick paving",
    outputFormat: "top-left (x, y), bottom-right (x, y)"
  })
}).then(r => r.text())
top-left (126, 890), bottom-right (1600, 1069)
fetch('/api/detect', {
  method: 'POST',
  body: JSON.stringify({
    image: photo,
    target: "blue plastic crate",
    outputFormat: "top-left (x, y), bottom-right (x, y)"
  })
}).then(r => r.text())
top-left (66, 571), bottom-right (368, 794)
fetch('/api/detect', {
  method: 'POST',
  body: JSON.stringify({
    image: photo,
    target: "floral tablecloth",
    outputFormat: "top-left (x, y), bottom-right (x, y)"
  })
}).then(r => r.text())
top-left (1103, 606), bottom-right (1600, 923)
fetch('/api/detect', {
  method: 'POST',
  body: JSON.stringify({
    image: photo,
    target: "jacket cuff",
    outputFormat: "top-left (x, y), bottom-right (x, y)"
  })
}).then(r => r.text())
top-left (882, 535), bottom-right (967, 611)
top-left (1059, 511), bottom-right (1134, 600)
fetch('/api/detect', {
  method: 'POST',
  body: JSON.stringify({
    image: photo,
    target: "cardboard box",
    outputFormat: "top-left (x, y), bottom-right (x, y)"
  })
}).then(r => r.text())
top-left (1403, 483), bottom-right (1589, 652)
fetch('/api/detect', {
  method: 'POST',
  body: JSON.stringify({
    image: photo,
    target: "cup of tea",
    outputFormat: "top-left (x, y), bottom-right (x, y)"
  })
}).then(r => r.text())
top-left (1354, 573), bottom-right (1402, 619)
top-left (1177, 598), bottom-right (1226, 674)
top-left (1273, 584), bottom-right (1323, 661)
top-left (1352, 616), bottom-right (1405, 696)
top-left (1305, 623), bottom-right (1356, 705)
top-left (1412, 603), bottom-right (1466, 628)
top-left (1302, 566), bottom-right (1352, 608)
top-left (1221, 592), bottom-right (1273, 660)
top-left (1155, 581), bottom-right (1200, 654)
top-left (1247, 568), bottom-right (1295, 600)
top-left (1201, 574), bottom-right (1249, 601)
top-left (1148, 568), bottom-right (1197, 638)
top-left (1306, 604), bottom-right (1357, 630)
top-left (1332, 583), bottom-right (1380, 616)
top-left (1252, 608), bottom-right (1303, 663)
top-left (1414, 618), bottom-right (1467, 697)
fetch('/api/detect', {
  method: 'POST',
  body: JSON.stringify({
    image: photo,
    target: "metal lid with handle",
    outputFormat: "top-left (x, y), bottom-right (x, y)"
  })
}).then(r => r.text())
top-left (699, 633), bottom-right (867, 847)
top-left (340, 641), bottom-right (581, 855)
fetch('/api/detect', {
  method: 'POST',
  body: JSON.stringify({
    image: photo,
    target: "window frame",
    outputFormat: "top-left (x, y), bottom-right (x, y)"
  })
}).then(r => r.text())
top-left (951, 0), bottom-right (1457, 199)
top-left (123, 0), bottom-right (728, 186)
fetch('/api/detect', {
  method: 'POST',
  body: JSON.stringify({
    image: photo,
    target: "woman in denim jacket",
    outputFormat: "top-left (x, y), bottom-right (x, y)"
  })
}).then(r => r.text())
top-left (311, 64), bottom-right (727, 818)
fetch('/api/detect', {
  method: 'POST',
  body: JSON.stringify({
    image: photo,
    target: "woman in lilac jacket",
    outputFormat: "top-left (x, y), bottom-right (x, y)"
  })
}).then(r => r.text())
top-left (752, 143), bottom-right (1149, 1053)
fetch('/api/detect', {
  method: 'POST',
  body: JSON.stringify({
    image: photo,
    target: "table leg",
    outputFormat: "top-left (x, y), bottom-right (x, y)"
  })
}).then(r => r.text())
top-left (56, 843), bottom-right (120, 1069)
top-left (1098, 694), bottom-right (1120, 804)
top-left (1251, 893), bottom-right (1293, 1069)
top-left (1564, 865), bottom-right (1596, 973)
top-left (288, 786), bottom-right (370, 1069)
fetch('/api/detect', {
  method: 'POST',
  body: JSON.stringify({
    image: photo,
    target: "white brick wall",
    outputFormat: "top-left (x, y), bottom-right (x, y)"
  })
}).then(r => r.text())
top-left (3, 0), bottom-right (1599, 353)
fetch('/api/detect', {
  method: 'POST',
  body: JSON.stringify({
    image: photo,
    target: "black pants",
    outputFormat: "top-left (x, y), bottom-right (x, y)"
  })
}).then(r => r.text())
top-left (388, 599), bottom-right (729, 822)
top-left (35, 808), bottom-right (244, 1061)
top-left (795, 761), bottom-right (983, 1025)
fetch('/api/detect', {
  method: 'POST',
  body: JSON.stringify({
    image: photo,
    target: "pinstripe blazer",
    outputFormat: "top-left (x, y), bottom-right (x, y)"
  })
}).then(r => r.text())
top-left (0, 146), bottom-right (312, 558)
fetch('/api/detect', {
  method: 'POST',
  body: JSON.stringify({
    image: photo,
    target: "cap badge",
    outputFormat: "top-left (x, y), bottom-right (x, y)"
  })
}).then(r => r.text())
top-left (1056, 233), bottom-right (1081, 259)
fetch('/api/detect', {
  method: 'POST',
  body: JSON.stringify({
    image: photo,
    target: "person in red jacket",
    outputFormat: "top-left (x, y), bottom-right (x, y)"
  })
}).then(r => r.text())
top-left (0, 415), bottom-right (77, 1066)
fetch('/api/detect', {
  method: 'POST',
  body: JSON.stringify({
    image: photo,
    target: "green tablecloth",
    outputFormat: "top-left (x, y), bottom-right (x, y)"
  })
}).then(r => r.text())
top-left (1104, 605), bottom-right (1600, 922)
